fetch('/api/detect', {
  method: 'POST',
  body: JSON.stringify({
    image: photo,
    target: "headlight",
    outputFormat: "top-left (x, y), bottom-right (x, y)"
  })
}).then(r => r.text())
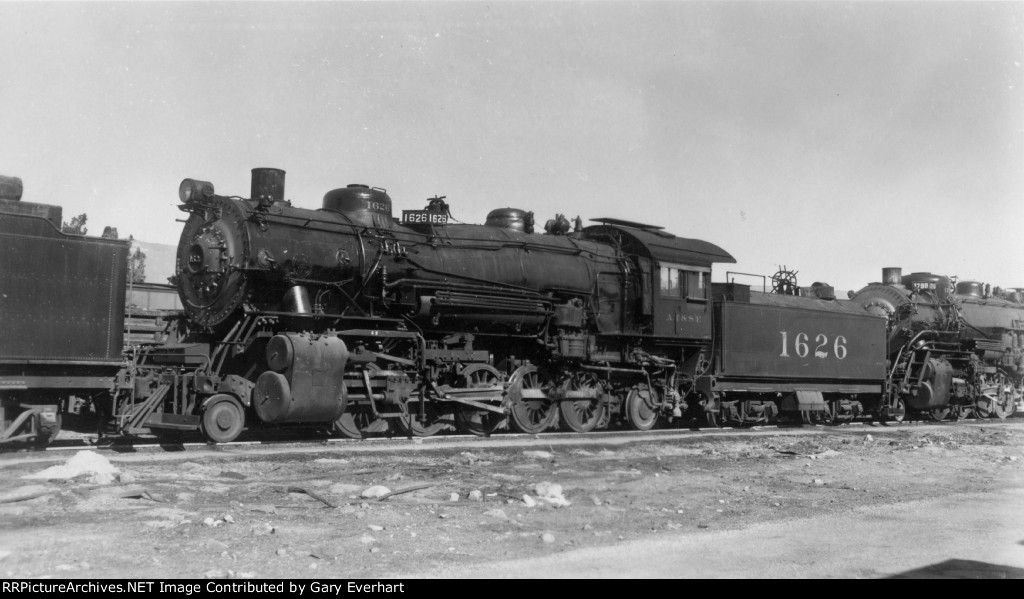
top-left (179, 178), bottom-right (215, 203)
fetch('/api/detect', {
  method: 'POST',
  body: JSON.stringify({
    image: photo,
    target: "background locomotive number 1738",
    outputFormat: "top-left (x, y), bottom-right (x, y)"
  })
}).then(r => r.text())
top-left (779, 332), bottom-right (848, 359)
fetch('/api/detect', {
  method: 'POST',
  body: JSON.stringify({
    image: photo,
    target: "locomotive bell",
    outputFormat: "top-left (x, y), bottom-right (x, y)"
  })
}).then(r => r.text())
top-left (251, 168), bottom-right (286, 207)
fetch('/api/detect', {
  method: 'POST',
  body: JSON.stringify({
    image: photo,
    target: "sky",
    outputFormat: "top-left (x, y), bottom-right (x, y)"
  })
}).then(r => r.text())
top-left (1, 1), bottom-right (1021, 291)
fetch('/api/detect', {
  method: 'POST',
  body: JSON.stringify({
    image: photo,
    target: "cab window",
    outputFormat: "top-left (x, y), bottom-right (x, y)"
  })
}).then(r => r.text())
top-left (659, 267), bottom-right (680, 298)
top-left (660, 264), bottom-right (709, 301)
top-left (683, 270), bottom-right (709, 301)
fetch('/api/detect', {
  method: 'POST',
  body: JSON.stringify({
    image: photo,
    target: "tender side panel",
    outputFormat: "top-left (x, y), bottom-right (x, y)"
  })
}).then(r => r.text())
top-left (0, 215), bottom-right (129, 363)
top-left (716, 301), bottom-right (886, 381)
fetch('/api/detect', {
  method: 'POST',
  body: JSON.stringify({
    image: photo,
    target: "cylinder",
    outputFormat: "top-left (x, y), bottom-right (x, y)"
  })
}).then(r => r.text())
top-left (882, 267), bottom-right (902, 285)
top-left (253, 333), bottom-right (349, 424)
top-left (0, 175), bottom-right (23, 201)
top-left (251, 168), bottom-right (286, 205)
top-left (284, 285), bottom-right (312, 314)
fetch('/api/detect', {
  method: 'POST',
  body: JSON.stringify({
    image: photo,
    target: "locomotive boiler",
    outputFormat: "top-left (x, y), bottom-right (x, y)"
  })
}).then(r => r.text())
top-left (119, 167), bottom-right (745, 442)
top-left (848, 268), bottom-right (1024, 420)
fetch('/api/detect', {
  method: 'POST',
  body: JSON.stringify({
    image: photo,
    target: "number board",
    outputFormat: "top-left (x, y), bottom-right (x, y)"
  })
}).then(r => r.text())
top-left (401, 210), bottom-right (449, 225)
top-left (717, 302), bottom-right (886, 380)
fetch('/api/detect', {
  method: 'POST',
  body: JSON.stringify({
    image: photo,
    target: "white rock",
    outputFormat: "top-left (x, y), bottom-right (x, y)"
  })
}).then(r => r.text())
top-left (367, 525), bottom-right (384, 532)
top-left (534, 482), bottom-right (562, 497)
top-left (359, 534), bottom-right (376, 545)
top-left (449, 492), bottom-right (460, 502)
top-left (534, 482), bottom-right (571, 507)
top-left (541, 532), bottom-right (556, 544)
top-left (468, 490), bottom-right (483, 502)
top-left (24, 450), bottom-right (120, 483)
top-left (360, 485), bottom-right (391, 499)
top-left (522, 495), bottom-right (537, 508)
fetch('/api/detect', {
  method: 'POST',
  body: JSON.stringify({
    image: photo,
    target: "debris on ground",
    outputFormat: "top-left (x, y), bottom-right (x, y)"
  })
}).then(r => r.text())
top-left (522, 450), bottom-right (554, 460)
top-left (533, 482), bottom-right (571, 507)
top-left (23, 450), bottom-right (120, 485)
top-left (0, 485), bottom-right (58, 504)
top-left (360, 485), bottom-right (391, 499)
top-left (287, 486), bottom-right (338, 508)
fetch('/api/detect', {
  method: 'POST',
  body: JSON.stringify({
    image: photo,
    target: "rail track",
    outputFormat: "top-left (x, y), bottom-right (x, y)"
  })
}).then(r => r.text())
top-left (19, 414), bottom-right (1019, 459)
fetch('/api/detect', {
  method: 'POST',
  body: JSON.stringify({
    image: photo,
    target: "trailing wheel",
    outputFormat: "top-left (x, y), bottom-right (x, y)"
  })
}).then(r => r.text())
top-left (506, 364), bottom-right (556, 434)
top-left (200, 394), bottom-right (246, 444)
top-left (558, 372), bottom-right (605, 433)
top-left (625, 385), bottom-right (659, 431)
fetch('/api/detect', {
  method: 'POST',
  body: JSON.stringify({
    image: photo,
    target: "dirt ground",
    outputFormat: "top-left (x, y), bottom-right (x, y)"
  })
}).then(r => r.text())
top-left (1, 420), bottom-right (1022, 579)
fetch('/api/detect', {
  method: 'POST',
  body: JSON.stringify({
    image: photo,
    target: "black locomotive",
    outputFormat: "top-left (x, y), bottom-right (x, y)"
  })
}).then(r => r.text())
top-left (848, 269), bottom-right (1024, 421)
top-left (113, 168), bottom-right (904, 443)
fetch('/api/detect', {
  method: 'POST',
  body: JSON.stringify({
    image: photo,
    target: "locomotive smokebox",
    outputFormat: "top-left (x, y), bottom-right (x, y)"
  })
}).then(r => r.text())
top-left (251, 168), bottom-right (286, 206)
top-left (882, 267), bottom-right (902, 285)
top-left (0, 175), bottom-right (23, 201)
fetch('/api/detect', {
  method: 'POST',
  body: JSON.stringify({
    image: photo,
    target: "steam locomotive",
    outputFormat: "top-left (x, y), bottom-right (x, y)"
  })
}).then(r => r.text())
top-left (109, 167), bottom-right (1014, 444)
top-left (3, 167), bottom-right (1020, 447)
top-left (848, 270), bottom-right (1023, 421)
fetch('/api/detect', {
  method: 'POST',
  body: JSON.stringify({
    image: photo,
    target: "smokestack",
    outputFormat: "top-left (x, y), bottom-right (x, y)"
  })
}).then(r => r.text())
top-left (882, 267), bottom-right (902, 285)
top-left (251, 168), bottom-right (286, 206)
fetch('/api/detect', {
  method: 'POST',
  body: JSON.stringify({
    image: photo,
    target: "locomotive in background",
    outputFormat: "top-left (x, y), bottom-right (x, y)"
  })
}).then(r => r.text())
top-left (848, 270), bottom-right (1023, 421)
top-left (0, 174), bottom-right (129, 446)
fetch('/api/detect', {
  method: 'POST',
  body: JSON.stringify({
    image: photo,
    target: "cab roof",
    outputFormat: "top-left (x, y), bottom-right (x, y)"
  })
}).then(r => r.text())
top-left (583, 219), bottom-right (735, 267)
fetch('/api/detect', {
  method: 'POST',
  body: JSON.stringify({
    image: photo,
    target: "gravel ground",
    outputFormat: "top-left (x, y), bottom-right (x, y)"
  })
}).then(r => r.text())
top-left (1, 420), bottom-right (1022, 579)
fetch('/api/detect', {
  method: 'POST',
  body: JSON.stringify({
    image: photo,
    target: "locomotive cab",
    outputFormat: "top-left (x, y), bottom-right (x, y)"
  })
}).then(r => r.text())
top-left (581, 218), bottom-right (734, 343)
